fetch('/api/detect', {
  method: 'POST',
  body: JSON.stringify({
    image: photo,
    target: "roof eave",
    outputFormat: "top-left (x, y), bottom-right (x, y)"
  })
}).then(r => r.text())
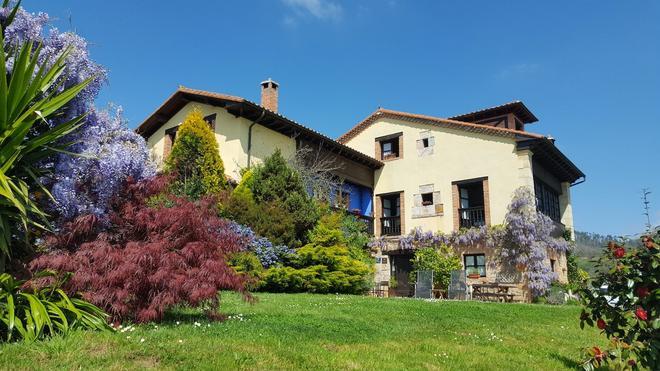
top-left (517, 138), bottom-right (585, 184)
top-left (135, 88), bottom-right (383, 170)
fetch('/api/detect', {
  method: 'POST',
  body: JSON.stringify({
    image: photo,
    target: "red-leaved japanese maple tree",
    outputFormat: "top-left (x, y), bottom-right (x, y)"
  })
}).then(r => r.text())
top-left (30, 176), bottom-right (253, 323)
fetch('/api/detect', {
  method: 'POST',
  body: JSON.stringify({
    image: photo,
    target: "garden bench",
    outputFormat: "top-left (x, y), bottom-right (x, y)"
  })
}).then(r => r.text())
top-left (471, 283), bottom-right (516, 303)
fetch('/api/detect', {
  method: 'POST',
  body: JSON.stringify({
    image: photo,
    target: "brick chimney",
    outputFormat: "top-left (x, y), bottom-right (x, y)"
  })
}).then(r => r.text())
top-left (260, 78), bottom-right (279, 112)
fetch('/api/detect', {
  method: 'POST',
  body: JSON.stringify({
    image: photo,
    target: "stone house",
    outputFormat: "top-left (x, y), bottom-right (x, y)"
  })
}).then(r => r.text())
top-left (137, 80), bottom-right (585, 300)
top-left (337, 103), bottom-right (584, 298)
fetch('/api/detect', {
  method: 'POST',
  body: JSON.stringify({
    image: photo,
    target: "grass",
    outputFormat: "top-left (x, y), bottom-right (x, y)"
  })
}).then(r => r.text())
top-left (0, 293), bottom-right (604, 370)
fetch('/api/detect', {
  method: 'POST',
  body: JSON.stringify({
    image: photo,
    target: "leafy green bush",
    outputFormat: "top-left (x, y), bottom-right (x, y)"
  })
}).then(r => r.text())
top-left (228, 252), bottom-right (263, 291)
top-left (0, 6), bottom-right (93, 263)
top-left (1, 272), bottom-right (111, 342)
top-left (250, 150), bottom-right (319, 247)
top-left (579, 234), bottom-right (659, 370)
top-left (165, 108), bottom-right (226, 199)
top-left (409, 246), bottom-right (461, 291)
top-left (259, 213), bottom-right (373, 294)
top-left (340, 213), bottom-right (372, 263)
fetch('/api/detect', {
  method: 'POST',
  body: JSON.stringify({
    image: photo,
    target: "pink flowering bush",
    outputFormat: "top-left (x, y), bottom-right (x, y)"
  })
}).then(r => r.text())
top-left (579, 234), bottom-right (659, 370)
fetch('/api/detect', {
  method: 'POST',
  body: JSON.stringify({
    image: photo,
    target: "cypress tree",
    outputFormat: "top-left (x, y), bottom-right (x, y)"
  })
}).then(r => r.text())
top-left (165, 108), bottom-right (227, 198)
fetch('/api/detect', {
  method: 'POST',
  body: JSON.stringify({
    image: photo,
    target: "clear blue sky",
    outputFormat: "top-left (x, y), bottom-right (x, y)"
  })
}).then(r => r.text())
top-left (28, 0), bottom-right (659, 236)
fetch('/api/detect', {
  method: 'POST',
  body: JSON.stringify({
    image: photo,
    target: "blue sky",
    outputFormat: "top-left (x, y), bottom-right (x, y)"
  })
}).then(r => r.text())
top-left (28, 0), bottom-right (660, 236)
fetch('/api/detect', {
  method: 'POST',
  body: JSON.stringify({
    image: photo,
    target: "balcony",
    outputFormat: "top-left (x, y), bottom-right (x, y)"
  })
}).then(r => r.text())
top-left (381, 216), bottom-right (401, 236)
top-left (458, 206), bottom-right (485, 228)
top-left (356, 214), bottom-right (375, 236)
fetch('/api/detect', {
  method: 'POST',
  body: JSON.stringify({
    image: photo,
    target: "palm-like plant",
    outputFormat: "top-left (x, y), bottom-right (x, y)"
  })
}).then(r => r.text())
top-left (0, 272), bottom-right (112, 342)
top-left (0, 0), bottom-right (92, 265)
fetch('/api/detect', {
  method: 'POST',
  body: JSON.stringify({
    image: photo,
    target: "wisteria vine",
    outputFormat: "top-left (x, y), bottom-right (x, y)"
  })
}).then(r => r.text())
top-left (1, 6), bottom-right (154, 222)
top-left (370, 187), bottom-right (569, 297)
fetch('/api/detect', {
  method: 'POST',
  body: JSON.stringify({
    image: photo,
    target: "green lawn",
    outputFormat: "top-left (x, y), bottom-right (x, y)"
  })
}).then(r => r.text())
top-left (0, 293), bottom-right (603, 370)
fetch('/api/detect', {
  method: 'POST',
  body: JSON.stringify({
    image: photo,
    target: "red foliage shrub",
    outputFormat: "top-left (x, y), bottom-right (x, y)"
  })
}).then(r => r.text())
top-left (30, 176), bottom-right (253, 323)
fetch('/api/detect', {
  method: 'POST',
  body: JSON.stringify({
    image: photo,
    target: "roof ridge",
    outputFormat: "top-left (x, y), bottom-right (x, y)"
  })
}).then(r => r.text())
top-left (337, 107), bottom-right (545, 143)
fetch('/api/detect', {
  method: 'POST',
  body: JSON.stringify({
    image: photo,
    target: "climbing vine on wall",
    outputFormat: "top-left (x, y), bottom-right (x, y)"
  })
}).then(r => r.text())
top-left (369, 186), bottom-right (569, 297)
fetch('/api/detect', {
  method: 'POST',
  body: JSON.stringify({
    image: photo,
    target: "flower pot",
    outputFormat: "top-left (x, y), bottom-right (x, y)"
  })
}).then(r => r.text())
top-left (468, 274), bottom-right (481, 279)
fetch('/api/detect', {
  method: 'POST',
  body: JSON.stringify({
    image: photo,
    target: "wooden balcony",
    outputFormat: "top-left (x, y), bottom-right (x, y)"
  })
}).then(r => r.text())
top-left (458, 206), bottom-right (485, 228)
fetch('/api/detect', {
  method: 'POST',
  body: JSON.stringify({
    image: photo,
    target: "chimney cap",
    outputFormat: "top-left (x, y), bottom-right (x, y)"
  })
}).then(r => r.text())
top-left (261, 77), bottom-right (279, 88)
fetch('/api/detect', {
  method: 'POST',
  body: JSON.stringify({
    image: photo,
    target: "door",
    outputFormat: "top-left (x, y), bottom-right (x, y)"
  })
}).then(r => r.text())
top-left (391, 253), bottom-right (414, 296)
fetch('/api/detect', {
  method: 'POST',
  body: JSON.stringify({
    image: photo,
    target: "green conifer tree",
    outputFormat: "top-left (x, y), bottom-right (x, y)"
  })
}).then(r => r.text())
top-left (165, 108), bottom-right (226, 198)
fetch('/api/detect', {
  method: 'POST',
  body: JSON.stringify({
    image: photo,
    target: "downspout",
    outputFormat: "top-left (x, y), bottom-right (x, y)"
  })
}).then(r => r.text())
top-left (247, 109), bottom-right (267, 169)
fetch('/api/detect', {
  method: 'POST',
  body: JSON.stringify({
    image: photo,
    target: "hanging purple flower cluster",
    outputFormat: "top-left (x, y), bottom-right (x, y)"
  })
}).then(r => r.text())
top-left (1, 6), bottom-right (154, 221)
top-left (227, 221), bottom-right (294, 268)
top-left (369, 186), bottom-right (568, 297)
top-left (50, 107), bottom-right (155, 219)
top-left (369, 225), bottom-right (506, 252)
top-left (500, 187), bottom-right (569, 297)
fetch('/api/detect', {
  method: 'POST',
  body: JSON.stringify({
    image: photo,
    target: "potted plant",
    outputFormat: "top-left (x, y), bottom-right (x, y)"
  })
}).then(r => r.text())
top-left (467, 267), bottom-right (481, 279)
top-left (388, 277), bottom-right (398, 297)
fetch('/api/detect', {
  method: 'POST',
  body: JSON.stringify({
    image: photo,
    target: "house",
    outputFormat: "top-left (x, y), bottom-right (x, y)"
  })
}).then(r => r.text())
top-left (137, 80), bottom-right (585, 300)
top-left (337, 102), bottom-right (584, 297)
top-left (136, 80), bottom-right (380, 225)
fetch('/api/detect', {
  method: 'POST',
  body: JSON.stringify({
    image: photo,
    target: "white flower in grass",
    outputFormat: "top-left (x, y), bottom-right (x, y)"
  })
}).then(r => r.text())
top-left (140, 338), bottom-right (145, 343)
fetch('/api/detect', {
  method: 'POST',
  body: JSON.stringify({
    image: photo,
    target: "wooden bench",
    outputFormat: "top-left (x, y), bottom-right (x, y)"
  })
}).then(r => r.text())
top-left (471, 283), bottom-right (516, 303)
top-left (472, 292), bottom-right (515, 303)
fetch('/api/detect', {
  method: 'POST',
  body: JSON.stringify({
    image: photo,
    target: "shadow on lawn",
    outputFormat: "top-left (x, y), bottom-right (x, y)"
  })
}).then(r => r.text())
top-left (161, 308), bottom-right (230, 324)
top-left (550, 354), bottom-right (580, 369)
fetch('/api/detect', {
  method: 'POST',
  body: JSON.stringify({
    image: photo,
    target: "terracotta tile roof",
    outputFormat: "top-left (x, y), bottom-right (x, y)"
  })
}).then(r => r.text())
top-left (136, 87), bottom-right (383, 169)
top-left (337, 108), bottom-right (546, 144)
top-left (449, 100), bottom-right (539, 124)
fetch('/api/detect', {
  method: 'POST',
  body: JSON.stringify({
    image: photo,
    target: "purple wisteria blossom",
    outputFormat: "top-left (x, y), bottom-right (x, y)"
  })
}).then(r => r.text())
top-left (371, 186), bottom-right (568, 298)
top-left (501, 187), bottom-right (568, 297)
top-left (1, 6), bottom-right (154, 222)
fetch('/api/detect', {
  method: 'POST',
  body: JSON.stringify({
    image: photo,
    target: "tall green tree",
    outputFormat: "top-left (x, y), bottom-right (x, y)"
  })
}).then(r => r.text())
top-left (0, 1), bottom-right (92, 269)
top-left (165, 108), bottom-right (227, 199)
top-left (251, 149), bottom-right (320, 247)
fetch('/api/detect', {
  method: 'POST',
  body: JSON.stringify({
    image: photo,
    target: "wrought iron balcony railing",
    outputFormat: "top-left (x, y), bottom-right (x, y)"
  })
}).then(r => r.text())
top-left (458, 206), bottom-right (485, 228)
top-left (381, 216), bottom-right (402, 236)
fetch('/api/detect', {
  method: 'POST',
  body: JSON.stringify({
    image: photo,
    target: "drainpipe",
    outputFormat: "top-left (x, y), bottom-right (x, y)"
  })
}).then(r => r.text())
top-left (247, 109), bottom-right (267, 169)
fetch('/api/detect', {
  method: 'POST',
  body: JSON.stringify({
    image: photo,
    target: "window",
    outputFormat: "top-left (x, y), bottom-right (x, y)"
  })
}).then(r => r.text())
top-left (534, 178), bottom-right (560, 222)
top-left (381, 193), bottom-right (402, 236)
top-left (421, 192), bottom-right (433, 206)
top-left (416, 132), bottom-right (434, 157)
top-left (459, 188), bottom-right (470, 209)
top-left (382, 194), bottom-right (400, 217)
top-left (203, 113), bottom-right (217, 130)
top-left (165, 126), bottom-right (179, 145)
top-left (550, 259), bottom-right (556, 273)
top-left (334, 189), bottom-right (350, 209)
top-left (376, 132), bottom-right (402, 160)
top-left (381, 138), bottom-right (399, 159)
top-left (464, 254), bottom-right (486, 277)
top-left (381, 257), bottom-right (388, 265)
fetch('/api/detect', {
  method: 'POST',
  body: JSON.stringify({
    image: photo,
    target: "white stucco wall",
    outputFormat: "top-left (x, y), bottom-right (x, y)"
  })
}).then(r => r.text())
top-left (343, 118), bottom-right (535, 234)
top-left (146, 102), bottom-right (296, 182)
